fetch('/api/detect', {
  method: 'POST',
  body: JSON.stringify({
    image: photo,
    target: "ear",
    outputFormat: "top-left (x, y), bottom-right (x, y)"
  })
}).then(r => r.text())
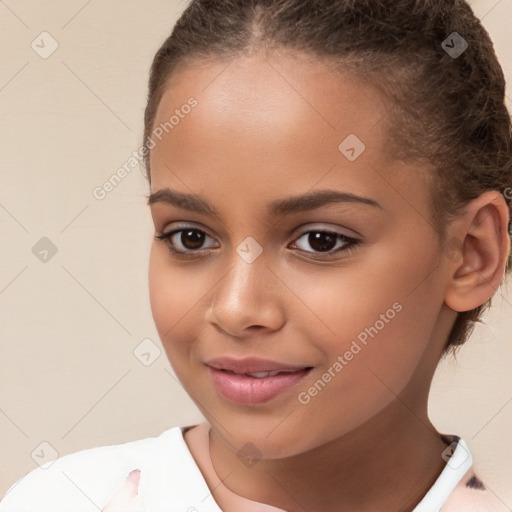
top-left (444, 191), bottom-right (511, 313)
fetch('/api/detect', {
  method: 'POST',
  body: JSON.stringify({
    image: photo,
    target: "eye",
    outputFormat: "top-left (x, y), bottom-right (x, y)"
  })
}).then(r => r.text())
top-left (155, 224), bottom-right (360, 260)
top-left (155, 225), bottom-right (218, 256)
top-left (290, 229), bottom-right (359, 259)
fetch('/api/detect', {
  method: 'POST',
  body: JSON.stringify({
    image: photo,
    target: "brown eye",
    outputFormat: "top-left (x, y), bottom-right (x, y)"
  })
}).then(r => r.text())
top-left (291, 229), bottom-right (359, 258)
top-left (178, 229), bottom-right (206, 250)
top-left (155, 226), bottom-right (218, 256)
top-left (305, 232), bottom-right (338, 252)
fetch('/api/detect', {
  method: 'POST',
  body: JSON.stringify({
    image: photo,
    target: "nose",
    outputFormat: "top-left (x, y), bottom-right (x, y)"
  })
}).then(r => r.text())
top-left (205, 253), bottom-right (286, 338)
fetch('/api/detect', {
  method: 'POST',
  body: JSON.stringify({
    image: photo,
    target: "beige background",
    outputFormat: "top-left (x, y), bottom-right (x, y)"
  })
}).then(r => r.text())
top-left (1, 0), bottom-right (511, 505)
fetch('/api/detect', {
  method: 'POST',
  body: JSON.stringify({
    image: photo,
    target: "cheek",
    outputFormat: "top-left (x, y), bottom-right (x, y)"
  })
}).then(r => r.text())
top-left (289, 286), bottom-right (439, 443)
top-left (148, 242), bottom-right (195, 344)
top-left (295, 242), bottom-right (442, 393)
top-left (148, 245), bottom-right (211, 357)
top-left (148, 246), bottom-right (175, 335)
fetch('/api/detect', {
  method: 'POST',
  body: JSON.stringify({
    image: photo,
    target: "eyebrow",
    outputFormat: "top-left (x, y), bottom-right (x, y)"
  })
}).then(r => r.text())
top-left (146, 188), bottom-right (382, 216)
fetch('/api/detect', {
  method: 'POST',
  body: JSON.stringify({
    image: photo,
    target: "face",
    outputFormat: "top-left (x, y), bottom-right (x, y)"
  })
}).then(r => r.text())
top-left (147, 50), bottom-right (453, 458)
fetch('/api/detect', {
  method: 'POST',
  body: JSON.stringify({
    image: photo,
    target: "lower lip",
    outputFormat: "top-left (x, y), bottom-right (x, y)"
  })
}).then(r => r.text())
top-left (207, 366), bottom-right (312, 405)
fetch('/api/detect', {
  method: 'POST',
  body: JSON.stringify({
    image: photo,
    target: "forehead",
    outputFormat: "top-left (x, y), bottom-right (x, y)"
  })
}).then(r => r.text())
top-left (153, 51), bottom-right (391, 145)
top-left (148, 51), bottom-right (429, 217)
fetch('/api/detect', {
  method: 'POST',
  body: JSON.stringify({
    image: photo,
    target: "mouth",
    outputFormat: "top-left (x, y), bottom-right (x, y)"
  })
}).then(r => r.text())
top-left (206, 365), bottom-right (313, 405)
top-left (204, 355), bottom-right (312, 374)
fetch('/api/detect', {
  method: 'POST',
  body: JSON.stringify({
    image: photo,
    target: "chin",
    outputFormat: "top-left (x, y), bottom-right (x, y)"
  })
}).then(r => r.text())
top-left (212, 418), bottom-right (311, 459)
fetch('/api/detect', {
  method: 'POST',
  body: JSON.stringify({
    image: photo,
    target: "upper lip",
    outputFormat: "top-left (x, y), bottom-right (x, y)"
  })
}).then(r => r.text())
top-left (205, 356), bottom-right (311, 374)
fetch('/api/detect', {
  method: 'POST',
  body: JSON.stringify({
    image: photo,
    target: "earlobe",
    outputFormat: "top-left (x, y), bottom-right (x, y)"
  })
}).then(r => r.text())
top-left (444, 191), bottom-right (511, 313)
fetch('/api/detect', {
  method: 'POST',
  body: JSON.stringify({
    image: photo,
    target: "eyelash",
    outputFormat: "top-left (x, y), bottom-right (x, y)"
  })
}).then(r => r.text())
top-left (155, 224), bottom-right (360, 260)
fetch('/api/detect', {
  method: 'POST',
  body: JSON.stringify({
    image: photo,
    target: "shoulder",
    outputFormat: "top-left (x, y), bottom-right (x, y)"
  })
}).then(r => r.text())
top-left (0, 426), bottom-right (184, 512)
top-left (441, 470), bottom-right (510, 512)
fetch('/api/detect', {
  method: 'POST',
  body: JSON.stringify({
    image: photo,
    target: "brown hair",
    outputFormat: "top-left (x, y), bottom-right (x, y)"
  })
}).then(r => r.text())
top-left (142, 0), bottom-right (512, 358)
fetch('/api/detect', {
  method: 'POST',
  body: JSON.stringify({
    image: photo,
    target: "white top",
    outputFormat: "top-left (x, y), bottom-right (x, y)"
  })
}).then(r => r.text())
top-left (0, 426), bottom-right (502, 512)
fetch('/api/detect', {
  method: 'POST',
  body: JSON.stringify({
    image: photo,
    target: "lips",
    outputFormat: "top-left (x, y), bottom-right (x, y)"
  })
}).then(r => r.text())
top-left (204, 356), bottom-right (313, 404)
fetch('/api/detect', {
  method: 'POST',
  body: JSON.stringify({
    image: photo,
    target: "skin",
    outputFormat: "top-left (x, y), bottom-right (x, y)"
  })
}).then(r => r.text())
top-left (103, 49), bottom-right (510, 512)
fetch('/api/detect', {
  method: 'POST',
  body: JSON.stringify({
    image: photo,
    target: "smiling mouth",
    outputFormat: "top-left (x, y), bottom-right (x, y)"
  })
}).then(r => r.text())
top-left (207, 366), bottom-right (314, 405)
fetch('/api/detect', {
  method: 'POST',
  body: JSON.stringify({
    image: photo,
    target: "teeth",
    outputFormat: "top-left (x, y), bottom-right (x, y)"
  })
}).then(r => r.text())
top-left (224, 369), bottom-right (303, 378)
top-left (246, 371), bottom-right (281, 378)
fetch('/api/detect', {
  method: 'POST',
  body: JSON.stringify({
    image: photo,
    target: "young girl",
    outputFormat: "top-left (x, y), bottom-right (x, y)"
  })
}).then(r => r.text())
top-left (2, 0), bottom-right (511, 510)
